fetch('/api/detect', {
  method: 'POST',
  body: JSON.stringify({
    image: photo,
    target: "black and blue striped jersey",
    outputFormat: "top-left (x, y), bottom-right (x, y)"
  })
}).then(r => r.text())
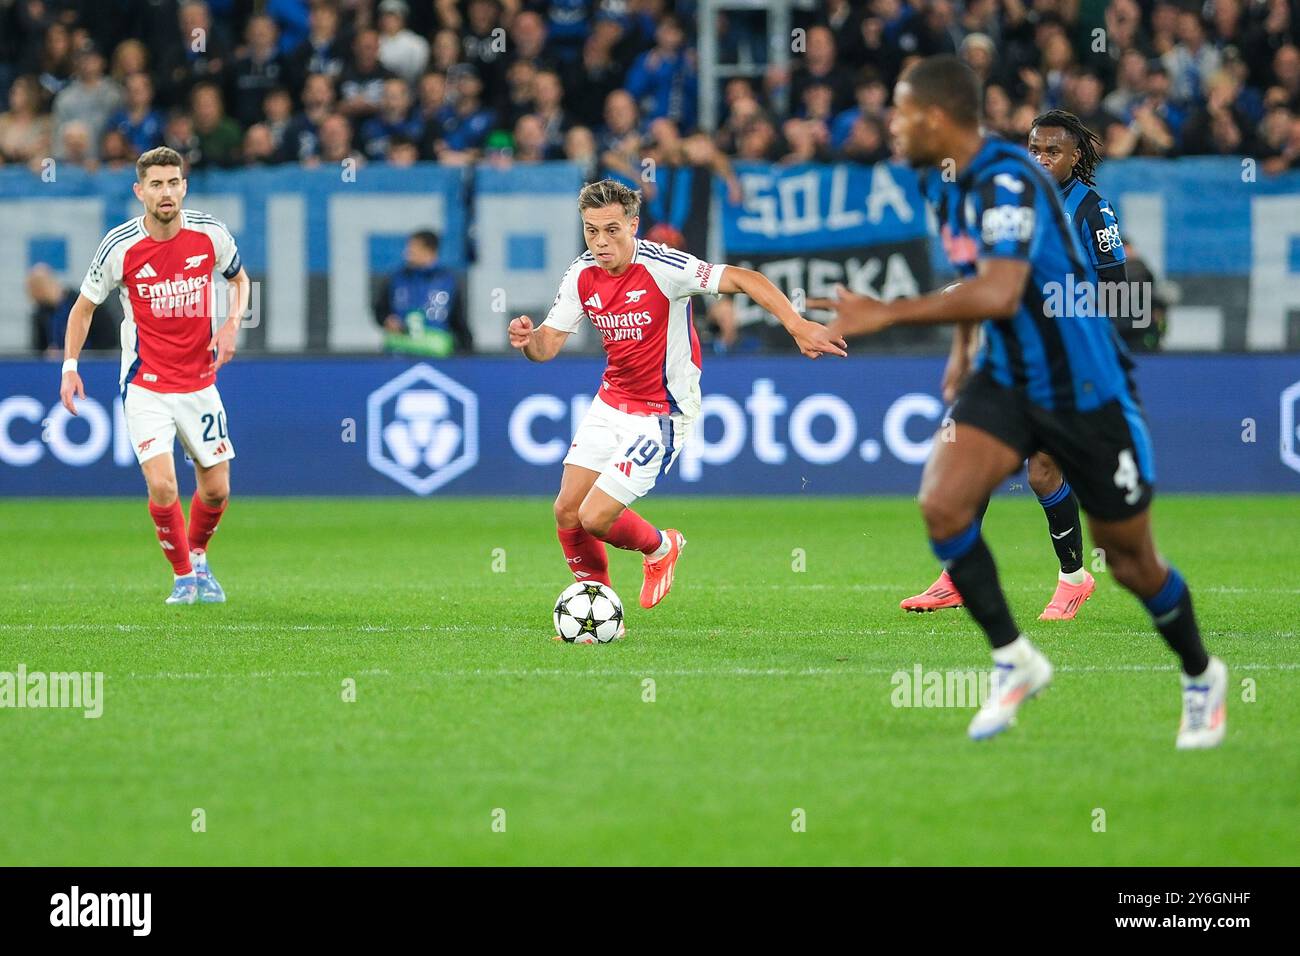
top-left (922, 136), bottom-right (1135, 414)
top-left (1059, 176), bottom-right (1126, 285)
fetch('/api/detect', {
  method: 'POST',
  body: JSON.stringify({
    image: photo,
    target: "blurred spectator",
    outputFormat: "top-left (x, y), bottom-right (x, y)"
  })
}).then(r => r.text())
top-left (563, 18), bottom-right (625, 129)
top-left (359, 76), bottom-right (423, 160)
top-left (283, 72), bottom-right (336, 162)
top-left (58, 120), bottom-right (96, 169)
top-left (983, 84), bottom-right (1016, 139)
top-left (163, 111), bottom-right (203, 169)
top-left (960, 33), bottom-right (997, 88)
top-left (430, 29), bottom-right (463, 74)
top-left (509, 11), bottom-right (559, 77)
top-left (1163, 10), bottom-right (1221, 105)
top-left (1262, 108), bottom-right (1300, 173)
top-left (737, 115), bottom-right (781, 161)
top-left (53, 48), bottom-right (122, 160)
top-left (462, 0), bottom-right (509, 106)
top-left (625, 13), bottom-right (698, 130)
top-left (787, 25), bottom-right (854, 114)
top-left (157, 0), bottom-right (229, 111)
top-left (532, 69), bottom-right (570, 156)
top-left (416, 70), bottom-right (449, 157)
top-left (106, 72), bottom-right (165, 156)
top-left (377, 0), bottom-right (430, 83)
top-left (1184, 69), bottom-right (1257, 155)
top-left (501, 59), bottom-right (539, 129)
top-left (191, 82), bottom-right (242, 168)
top-left (780, 117), bottom-right (831, 164)
top-left (265, 0), bottom-right (310, 56)
top-left (1110, 63), bottom-right (1182, 157)
top-left (386, 133), bottom-right (421, 166)
top-left (261, 87), bottom-right (294, 162)
top-left (545, 0), bottom-right (591, 64)
top-left (433, 67), bottom-right (496, 162)
top-left (231, 15), bottom-right (286, 128)
top-left (242, 122), bottom-right (277, 165)
top-left (315, 112), bottom-right (362, 166)
top-left (28, 264), bottom-right (116, 354)
top-left (840, 112), bottom-right (890, 163)
top-left (597, 88), bottom-right (641, 155)
top-left (1066, 70), bottom-right (1119, 143)
top-left (373, 230), bottom-right (470, 356)
top-left (339, 29), bottom-right (393, 120)
top-left (512, 113), bottom-right (551, 163)
top-left (1104, 49), bottom-right (1149, 121)
top-left (109, 39), bottom-right (149, 86)
top-left (0, 75), bottom-right (53, 165)
top-left (288, 0), bottom-right (348, 91)
top-left (99, 128), bottom-right (134, 169)
top-left (1272, 45), bottom-right (1300, 109)
top-left (564, 123), bottom-right (599, 180)
top-left (36, 23), bottom-right (75, 101)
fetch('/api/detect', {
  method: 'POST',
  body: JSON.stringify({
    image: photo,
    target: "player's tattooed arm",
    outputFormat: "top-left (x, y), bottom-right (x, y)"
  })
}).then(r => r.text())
top-left (716, 266), bottom-right (847, 359)
top-left (58, 294), bottom-right (98, 415)
top-left (509, 316), bottom-right (569, 362)
top-left (811, 259), bottom-right (1031, 337)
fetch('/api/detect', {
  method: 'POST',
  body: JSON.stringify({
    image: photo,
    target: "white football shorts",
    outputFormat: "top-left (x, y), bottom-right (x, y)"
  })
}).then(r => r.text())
top-left (563, 396), bottom-right (691, 505)
top-left (123, 383), bottom-right (235, 468)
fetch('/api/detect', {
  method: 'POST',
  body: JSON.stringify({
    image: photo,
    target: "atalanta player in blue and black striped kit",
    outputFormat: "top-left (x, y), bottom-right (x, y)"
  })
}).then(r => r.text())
top-left (814, 57), bottom-right (1226, 749)
top-left (900, 111), bottom-right (1129, 621)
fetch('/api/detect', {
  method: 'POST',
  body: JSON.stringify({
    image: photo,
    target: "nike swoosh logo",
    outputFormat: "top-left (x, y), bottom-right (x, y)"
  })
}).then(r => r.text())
top-left (1051, 529), bottom-right (1073, 539)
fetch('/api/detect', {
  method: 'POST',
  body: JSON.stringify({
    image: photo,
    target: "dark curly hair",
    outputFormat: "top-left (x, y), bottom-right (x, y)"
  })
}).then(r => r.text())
top-left (1030, 109), bottom-right (1104, 186)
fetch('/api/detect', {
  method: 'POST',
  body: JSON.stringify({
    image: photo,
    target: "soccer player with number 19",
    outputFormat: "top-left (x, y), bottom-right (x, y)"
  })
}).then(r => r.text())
top-left (814, 57), bottom-right (1226, 749)
top-left (509, 179), bottom-right (846, 639)
top-left (58, 146), bottom-right (248, 605)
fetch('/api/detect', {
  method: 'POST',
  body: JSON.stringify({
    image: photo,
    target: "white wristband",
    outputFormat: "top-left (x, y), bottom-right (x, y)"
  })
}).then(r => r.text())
top-left (62, 358), bottom-right (78, 375)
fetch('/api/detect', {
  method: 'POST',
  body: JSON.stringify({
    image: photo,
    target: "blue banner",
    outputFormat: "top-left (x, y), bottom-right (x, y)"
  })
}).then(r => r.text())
top-left (719, 161), bottom-right (930, 255)
top-left (2, 356), bottom-right (1297, 496)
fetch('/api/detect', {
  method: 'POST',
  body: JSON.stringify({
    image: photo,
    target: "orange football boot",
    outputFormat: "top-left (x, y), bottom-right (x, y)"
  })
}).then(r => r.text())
top-left (900, 570), bottom-right (964, 612)
top-left (640, 529), bottom-right (686, 609)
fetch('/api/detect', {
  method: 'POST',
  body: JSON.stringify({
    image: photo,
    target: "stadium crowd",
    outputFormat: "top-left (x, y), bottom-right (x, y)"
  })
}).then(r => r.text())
top-left (1, 0), bottom-right (1299, 181)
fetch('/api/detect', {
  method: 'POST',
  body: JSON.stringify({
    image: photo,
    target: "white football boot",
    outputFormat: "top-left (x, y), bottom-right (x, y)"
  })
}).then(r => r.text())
top-left (968, 637), bottom-right (1053, 740)
top-left (1176, 656), bottom-right (1227, 750)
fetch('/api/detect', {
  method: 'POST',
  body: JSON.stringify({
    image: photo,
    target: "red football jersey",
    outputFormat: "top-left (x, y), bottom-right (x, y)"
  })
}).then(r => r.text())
top-left (81, 210), bottom-right (242, 395)
top-left (541, 239), bottom-right (723, 418)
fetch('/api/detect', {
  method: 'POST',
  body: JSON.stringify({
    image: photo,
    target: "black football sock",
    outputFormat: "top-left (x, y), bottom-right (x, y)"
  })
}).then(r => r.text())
top-left (931, 522), bottom-right (1020, 649)
top-left (1142, 567), bottom-right (1210, 676)
top-left (1037, 480), bottom-right (1084, 574)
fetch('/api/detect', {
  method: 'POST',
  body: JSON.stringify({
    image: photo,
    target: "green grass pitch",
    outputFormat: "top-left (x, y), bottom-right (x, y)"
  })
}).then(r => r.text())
top-left (0, 494), bottom-right (1295, 866)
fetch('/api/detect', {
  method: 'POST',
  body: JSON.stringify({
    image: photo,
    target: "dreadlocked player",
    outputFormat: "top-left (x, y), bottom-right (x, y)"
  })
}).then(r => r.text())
top-left (900, 109), bottom-right (1129, 621)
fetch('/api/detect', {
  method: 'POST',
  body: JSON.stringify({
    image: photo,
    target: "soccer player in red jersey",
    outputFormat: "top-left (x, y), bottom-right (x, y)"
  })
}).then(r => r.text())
top-left (58, 146), bottom-right (250, 605)
top-left (509, 179), bottom-right (845, 635)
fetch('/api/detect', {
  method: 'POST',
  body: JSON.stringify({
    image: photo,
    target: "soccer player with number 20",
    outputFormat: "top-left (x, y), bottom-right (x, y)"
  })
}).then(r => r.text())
top-left (59, 147), bottom-right (249, 606)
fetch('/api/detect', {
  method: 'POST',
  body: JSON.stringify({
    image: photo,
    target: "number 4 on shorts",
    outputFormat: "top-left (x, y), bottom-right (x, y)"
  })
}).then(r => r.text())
top-left (1114, 448), bottom-right (1140, 505)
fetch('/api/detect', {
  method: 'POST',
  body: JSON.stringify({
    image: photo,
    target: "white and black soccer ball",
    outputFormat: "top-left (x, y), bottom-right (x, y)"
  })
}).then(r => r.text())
top-left (553, 582), bottom-right (624, 644)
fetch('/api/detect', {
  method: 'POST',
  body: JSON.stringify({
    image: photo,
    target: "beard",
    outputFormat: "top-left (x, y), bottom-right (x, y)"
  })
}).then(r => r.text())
top-left (151, 204), bottom-right (179, 224)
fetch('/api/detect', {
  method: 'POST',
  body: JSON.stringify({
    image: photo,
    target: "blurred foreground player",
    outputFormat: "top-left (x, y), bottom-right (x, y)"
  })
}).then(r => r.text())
top-left (509, 179), bottom-right (845, 638)
top-left (59, 147), bottom-right (249, 605)
top-left (812, 58), bottom-right (1225, 748)
top-left (902, 110), bottom-right (1129, 620)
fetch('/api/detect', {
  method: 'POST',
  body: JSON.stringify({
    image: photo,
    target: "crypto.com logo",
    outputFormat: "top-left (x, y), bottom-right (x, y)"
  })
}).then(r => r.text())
top-left (366, 364), bottom-right (478, 494)
top-left (1282, 379), bottom-right (1300, 476)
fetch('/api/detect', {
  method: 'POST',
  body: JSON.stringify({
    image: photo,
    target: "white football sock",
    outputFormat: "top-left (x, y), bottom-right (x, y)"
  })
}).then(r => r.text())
top-left (992, 636), bottom-right (1034, 667)
top-left (1058, 567), bottom-right (1087, 585)
top-left (648, 532), bottom-right (671, 560)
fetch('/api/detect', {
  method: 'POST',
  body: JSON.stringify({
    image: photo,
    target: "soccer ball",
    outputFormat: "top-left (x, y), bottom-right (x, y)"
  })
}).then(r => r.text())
top-left (553, 582), bottom-right (624, 644)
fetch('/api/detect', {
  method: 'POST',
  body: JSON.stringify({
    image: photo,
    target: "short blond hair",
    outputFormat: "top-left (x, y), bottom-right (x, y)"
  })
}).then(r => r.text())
top-left (136, 146), bottom-right (185, 181)
top-left (578, 178), bottom-right (641, 219)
